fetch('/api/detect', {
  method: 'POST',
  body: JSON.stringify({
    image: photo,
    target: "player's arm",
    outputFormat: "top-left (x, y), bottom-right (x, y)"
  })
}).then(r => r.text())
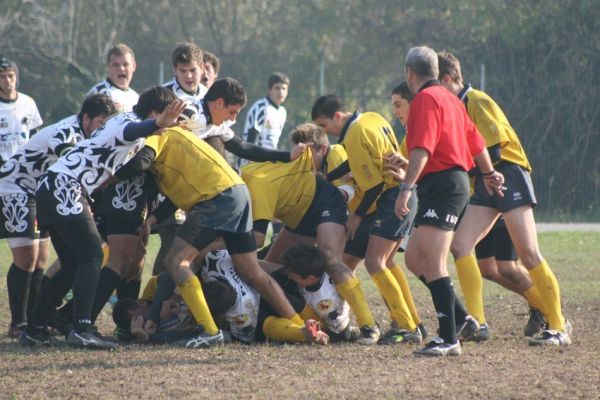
top-left (114, 146), bottom-right (156, 181)
top-left (122, 99), bottom-right (186, 141)
top-left (326, 160), bottom-right (350, 181)
top-left (468, 96), bottom-right (508, 148)
top-left (224, 135), bottom-right (291, 162)
top-left (253, 219), bottom-right (271, 248)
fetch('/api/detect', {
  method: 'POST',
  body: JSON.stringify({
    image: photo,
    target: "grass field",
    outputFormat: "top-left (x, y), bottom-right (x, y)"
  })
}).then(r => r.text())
top-left (1, 232), bottom-right (599, 399)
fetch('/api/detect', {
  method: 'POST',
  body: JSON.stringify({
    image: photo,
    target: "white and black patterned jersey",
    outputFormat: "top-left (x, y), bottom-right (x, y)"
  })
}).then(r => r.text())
top-left (48, 112), bottom-right (145, 195)
top-left (299, 273), bottom-right (350, 334)
top-left (242, 97), bottom-right (287, 150)
top-left (0, 93), bottom-right (43, 162)
top-left (87, 79), bottom-right (138, 113)
top-left (162, 78), bottom-right (207, 106)
top-left (200, 250), bottom-right (260, 344)
top-left (0, 115), bottom-right (85, 196)
top-left (179, 101), bottom-right (235, 142)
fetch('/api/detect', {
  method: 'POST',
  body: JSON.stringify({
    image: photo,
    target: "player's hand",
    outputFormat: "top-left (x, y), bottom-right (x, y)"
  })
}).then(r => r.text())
top-left (346, 214), bottom-right (362, 241)
top-left (395, 189), bottom-right (412, 217)
top-left (290, 142), bottom-right (310, 161)
top-left (160, 298), bottom-right (179, 321)
top-left (156, 99), bottom-right (187, 129)
top-left (141, 215), bottom-right (155, 247)
top-left (384, 152), bottom-right (409, 181)
top-left (483, 170), bottom-right (505, 197)
top-left (142, 319), bottom-right (157, 335)
top-left (131, 315), bottom-right (150, 342)
top-left (340, 172), bottom-right (354, 184)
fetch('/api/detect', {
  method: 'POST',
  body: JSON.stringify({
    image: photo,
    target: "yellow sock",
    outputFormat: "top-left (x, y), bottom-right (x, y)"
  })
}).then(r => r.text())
top-left (290, 313), bottom-right (304, 326)
top-left (529, 260), bottom-right (564, 331)
top-left (178, 275), bottom-right (219, 335)
top-left (101, 243), bottom-right (110, 267)
top-left (455, 254), bottom-right (486, 324)
top-left (389, 264), bottom-right (421, 325)
top-left (336, 276), bottom-right (375, 328)
top-left (262, 316), bottom-right (306, 342)
top-left (523, 284), bottom-right (546, 315)
top-left (300, 305), bottom-right (321, 323)
top-left (371, 269), bottom-right (416, 331)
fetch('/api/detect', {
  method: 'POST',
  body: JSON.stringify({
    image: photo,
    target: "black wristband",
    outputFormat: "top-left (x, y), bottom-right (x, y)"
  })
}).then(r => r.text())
top-left (482, 170), bottom-right (495, 176)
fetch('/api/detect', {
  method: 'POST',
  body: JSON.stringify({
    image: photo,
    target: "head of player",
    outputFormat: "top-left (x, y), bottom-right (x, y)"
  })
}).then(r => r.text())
top-left (0, 56), bottom-right (18, 101)
top-left (391, 81), bottom-right (414, 127)
top-left (79, 94), bottom-right (119, 138)
top-left (267, 72), bottom-right (289, 107)
top-left (310, 95), bottom-right (349, 137)
top-left (106, 43), bottom-right (137, 90)
top-left (404, 46), bottom-right (439, 94)
top-left (171, 42), bottom-right (204, 95)
top-left (201, 51), bottom-right (220, 89)
top-left (288, 123), bottom-right (329, 170)
top-left (281, 244), bottom-right (328, 288)
top-left (204, 77), bottom-right (247, 125)
top-left (133, 86), bottom-right (179, 120)
top-left (437, 51), bottom-right (465, 95)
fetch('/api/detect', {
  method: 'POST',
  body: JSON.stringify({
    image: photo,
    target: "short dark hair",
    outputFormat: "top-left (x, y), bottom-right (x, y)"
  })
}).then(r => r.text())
top-left (112, 298), bottom-right (140, 332)
top-left (289, 123), bottom-right (329, 149)
top-left (437, 51), bottom-right (463, 84)
top-left (391, 82), bottom-right (414, 102)
top-left (311, 95), bottom-right (345, 121)
top-left (172, 42), bottom-right (203, 67)
top-left (203, 51), bottom-right (220, 75)
top-left (203, 279), bottom-right (237, 317)
top-left (107, 43), bottom-right (135, 64)
top-left (0, 56), bottom-right (18, 72)
top-left (78, 93), bottom-right (118, 121)
top-left (268, 72), bottom-right (290, 89)
top-left (281, 244), bottom-right (327, 279)
top-left (133, 86), bottom-right (178, 119)
top-left (204, 78), bottom-right (246, 107)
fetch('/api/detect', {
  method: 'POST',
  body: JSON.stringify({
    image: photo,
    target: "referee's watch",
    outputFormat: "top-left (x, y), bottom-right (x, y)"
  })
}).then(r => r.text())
top-left (399, 182), bottom-right (414, 191)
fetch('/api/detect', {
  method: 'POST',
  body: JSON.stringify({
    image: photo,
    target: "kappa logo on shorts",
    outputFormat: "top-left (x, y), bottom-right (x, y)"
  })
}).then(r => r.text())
top-left (423, 209), bottom-right (439, 219)
top-left (513, 191), bottom-right (523, 201)
top-left (445, 214), bottom-right (458, 225)
top-left (321, 210), bottom-right (331, 217)
top-left (374, 219), bottom-right (382, 228)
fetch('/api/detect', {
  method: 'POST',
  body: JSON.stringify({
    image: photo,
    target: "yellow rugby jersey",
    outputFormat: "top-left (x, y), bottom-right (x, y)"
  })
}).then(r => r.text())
top-left (145, 127), bottom-right (243, 211)
top-left (241, 149), bottom-right (317, 229)
top-left (339, 112), bottom-right (400, 194)
top-left (465, 88), bottom-right (531, 171)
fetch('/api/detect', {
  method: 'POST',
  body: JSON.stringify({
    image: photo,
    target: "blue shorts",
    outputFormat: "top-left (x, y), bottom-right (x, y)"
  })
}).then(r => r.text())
top-left (470, 162), bottom-right (536, 212)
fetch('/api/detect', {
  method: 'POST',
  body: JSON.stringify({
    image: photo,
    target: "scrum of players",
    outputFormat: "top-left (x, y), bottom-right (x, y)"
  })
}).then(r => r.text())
top-left (0, 42), bottom-right (571, 357)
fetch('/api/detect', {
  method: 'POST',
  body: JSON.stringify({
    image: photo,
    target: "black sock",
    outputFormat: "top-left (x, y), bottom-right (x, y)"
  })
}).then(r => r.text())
top-left (41, 274), bottom-right (50, 288)
top-left (116, 278), bottom-right (141, 300)
top-left (7, 264), bottom-right (32, 327)
top-left (454, 298), bottom-right (468, 326)
top-left (91, 267), bottom-right (123, 323)
top-left (27, 269), bottom-right (44, 318)
top-left (427, 277), bottom-right (457, 344)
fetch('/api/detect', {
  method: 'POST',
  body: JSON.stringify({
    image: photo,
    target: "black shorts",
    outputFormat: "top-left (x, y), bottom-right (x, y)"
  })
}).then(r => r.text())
top-left (178, 184), bottom-right (256, 255)
top-left (470, 162), bottom-right (536, 212)
top-left (0, 193), bottom-right (48, 239)
top-left (287, 176), bottom-right (348, 238)
top-left (475, 217), bottom-right (518, 261)
top-left (98, 174), bottom-right (157, 236)
top-left (35, 171), bottom-right (94, 227)
top-left (344, 213), bottom-right (375, 258)
top-left (371, 186), bottom-right (417, 241)
top-left (414, 168), bottom-right (469, 231)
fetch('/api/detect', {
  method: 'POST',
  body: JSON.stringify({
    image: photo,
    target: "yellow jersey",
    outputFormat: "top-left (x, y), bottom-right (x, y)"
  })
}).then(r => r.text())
top-left (339, 112), bottom-right (400, 195)
top-left (144, 127), bottom-right (243, 211)
top-left (241, 149), bottom-right (317, 229)
top-left (465, 88), bottom-right (531, 171)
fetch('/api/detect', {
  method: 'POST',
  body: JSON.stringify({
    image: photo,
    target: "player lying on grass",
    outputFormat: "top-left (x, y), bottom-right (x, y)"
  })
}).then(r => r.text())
top-left (112, 249), bottom-right (329, 346)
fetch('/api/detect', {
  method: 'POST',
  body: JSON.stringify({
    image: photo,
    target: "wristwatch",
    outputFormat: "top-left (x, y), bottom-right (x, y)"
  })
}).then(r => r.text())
top-left (399, 182), bottom-right (414, 191)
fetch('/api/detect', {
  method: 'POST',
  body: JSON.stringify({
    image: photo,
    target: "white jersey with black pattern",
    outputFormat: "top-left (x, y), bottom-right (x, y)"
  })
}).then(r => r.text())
top-left (0, 93), bottom-right (43, 162)
top-left (162, 78), bottom-right (207, 106)
top-left (299, 273), bottom-right (350, 334)
top-left (200, 250), bottom-right (260, 344)
top-left (179, 101), bottom-right (235, 142)
top-left (48, 112), bottom-right (145, 195)
top-left (87, 79), bottom-right (138, 113)
top-left (0, 115), bottom-right (85, 196)
top-left (242, 97), bottom-right (286, 149)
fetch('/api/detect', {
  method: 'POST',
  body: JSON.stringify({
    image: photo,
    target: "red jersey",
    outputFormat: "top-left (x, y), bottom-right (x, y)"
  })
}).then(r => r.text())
top-left (406, 82), bottom-right (485, 181)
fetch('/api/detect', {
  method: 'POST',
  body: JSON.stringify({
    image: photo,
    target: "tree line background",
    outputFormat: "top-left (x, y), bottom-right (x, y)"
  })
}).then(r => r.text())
top-left (2, 0), bottom-right (598, 221)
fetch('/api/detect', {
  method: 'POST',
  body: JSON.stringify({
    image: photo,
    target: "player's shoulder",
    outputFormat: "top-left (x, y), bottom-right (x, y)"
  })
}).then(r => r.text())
top-left (15, 92), bottom-right (39, 108)
top-left (89, 80), bottom-right (110, 93)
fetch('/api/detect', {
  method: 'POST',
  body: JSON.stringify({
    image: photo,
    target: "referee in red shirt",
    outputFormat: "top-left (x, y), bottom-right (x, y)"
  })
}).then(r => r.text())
top-left (394, 46), bottom-right (504, 356)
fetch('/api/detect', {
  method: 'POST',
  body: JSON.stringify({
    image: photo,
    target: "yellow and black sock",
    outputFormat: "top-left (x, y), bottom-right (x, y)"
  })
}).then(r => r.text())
top-left (529, 260), bottom-right (565, 331)
top-left (455, 254), bottom-right (486, 324)
top-left (372, 269), bottom-right (416, 331)
top-left (336, 276), bottom-right (375, 328)
top-left (389, 264), bottom-right (421, 325)
top-left (262, 316), bottom-right (306, 342)
top-left (178, 275), bottom-right (219, 335)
